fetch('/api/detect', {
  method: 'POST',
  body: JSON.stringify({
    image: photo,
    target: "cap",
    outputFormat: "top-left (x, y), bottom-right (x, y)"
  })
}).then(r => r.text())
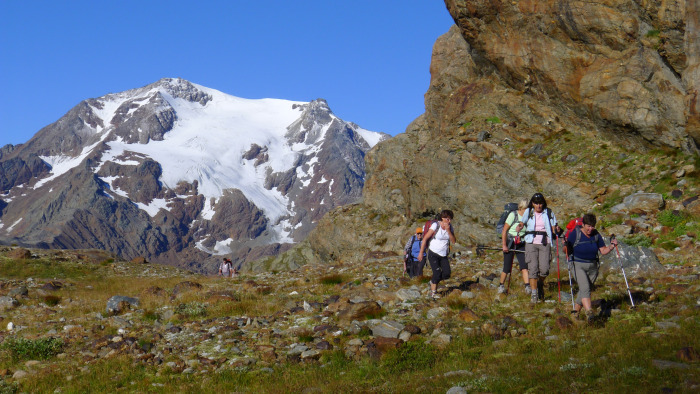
top-left (416, 227), bottom-right (423, 234)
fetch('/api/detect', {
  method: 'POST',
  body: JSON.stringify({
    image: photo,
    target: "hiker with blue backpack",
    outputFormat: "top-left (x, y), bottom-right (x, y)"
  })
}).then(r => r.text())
top-left (497, 200), bottom-right (529, 295)
top-left (567, 213), bottom-right (618, 320)
top-left (403, 227), bottom-right (426, 278)
top-left (418, 209), bottom-right (456, 299)
top-left (515, 193), bottom-right (562, 303)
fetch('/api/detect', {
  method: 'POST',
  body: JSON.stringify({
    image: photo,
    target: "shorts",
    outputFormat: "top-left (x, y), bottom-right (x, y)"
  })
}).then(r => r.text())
top-left (526, 243), bottom-right (551, 279)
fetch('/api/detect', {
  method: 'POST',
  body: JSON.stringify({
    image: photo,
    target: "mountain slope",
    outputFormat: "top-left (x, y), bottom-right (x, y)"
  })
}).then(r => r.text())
top-left (0, 78), bottom-right (389, 271)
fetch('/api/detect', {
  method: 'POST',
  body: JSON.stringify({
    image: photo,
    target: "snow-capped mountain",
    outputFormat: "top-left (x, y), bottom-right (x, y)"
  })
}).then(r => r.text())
top-left (0, 78), bottom-right (389, 271)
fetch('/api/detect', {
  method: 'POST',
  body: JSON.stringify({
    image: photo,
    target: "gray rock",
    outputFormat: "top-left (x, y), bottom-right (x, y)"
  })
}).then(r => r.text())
top-left (8, 286), bottom-right (28, 297)
top-left (0, 296), bottom-right (19, 311)
top-left (367, 320), bottom-right (404, 338)
top-left (396, 288), bottom-right (421, 301)
top-left (426, 307), bottom-right (447, 319)
top-left (611, 192), bottom-right (665, 213)
top-left (599, 243), bottom-right (663, 277)
top-left (106, 296), bottom-right (140, 315)
top-left (446, 386), bottom-right (468, 394)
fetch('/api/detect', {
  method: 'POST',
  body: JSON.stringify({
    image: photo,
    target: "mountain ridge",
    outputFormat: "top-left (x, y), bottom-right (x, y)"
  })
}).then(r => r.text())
top-left (0, 78), bottom-right (389, 272)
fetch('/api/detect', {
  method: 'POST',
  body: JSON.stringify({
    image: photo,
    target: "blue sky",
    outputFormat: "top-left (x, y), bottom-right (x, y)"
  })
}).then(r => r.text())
top-left (0, 1), bottom-right (455, 145)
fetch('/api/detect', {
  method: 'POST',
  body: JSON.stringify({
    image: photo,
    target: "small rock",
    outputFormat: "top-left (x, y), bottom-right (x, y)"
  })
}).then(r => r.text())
top-left (12, 370), bottom-right (29, 379)
top-left (652, 359), bottom-right (690, 370)
top-left (426, 307), bottom-right (447, 320)
top-left (8, 286), bottom-right (28, 297)
top-left (0, 296), bottom-right (19, 311)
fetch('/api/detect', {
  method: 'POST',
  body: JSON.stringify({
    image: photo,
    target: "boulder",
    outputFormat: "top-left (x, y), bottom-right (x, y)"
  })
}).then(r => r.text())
top-left (611, 193), bottom-right (665, 214)
top-left (599, 243), bottom-right (663, 277)
top-left (8, 248), bottom-right (31, 259)
top-left (106, 296), bottom-right (140, 315)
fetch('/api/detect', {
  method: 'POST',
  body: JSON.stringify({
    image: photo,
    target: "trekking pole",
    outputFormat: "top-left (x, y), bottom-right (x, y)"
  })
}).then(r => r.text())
top-left (611, 235), bottom-right (635, 308)
top-left (555, 236), bottom-right (561, 303)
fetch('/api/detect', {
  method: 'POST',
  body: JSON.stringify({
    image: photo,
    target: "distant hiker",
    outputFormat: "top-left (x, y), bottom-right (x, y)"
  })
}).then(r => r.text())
top-left (418, 209), bottom-right (456, 299)
top-left (567, 214), bottom-right (617, 320)
top-left (403, 227), bottom-right (426, 278)
top-left (498, 199), bottom-right (529, 295)
top-left (218, 258), bottom-right (233, 278)
top-left (515, 193), bottom-right (562, 303)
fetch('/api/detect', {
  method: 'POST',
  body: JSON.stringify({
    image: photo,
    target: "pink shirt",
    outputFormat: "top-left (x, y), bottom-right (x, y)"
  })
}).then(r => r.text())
top-left (533, 212), bottom-right (545, 244)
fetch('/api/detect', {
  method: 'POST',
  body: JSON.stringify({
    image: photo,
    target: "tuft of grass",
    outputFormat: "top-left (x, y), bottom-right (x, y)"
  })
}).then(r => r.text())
top-left (175, 302), bottom-right (207, 318)
top-left (646, 29), bottom-right (660, 37)
top-left (43, 295), bottom-right (61, 307)
top-left (319, 274), bottom-right (345, 286)
top-left (1, 337), bottom-right (64, 361)
top-left (657, 209), bottom-right (686, 227)
top-left (622, 234), bottom-right (653, 248)
top-left (486, 116), bottom-right (501, 124)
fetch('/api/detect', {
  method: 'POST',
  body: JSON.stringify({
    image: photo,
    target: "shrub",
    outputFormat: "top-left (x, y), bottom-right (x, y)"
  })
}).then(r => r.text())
top-left (1, 337), bottom-right (64, 361)
top-left (646, 29), bottom-right (660, 37)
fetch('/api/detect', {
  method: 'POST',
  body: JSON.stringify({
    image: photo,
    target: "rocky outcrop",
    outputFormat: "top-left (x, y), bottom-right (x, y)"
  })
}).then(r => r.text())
top-left (445, 0), bottom-right (699, 153)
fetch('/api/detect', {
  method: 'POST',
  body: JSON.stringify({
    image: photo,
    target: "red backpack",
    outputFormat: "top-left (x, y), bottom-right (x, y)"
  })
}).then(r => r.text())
top-left (565, 217), bottom-right (583, 239)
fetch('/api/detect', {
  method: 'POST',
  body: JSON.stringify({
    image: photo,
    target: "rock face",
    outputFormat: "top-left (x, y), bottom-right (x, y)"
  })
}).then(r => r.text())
top-left (267, 1), bottom-right (697, 269)
top-left (446, 0), bottom-right (699, 153)
top-left (0, 78), bottom-right (389, 273)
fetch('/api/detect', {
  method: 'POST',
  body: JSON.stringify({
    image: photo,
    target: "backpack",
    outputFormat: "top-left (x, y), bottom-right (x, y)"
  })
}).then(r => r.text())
top-left (565, 217), bottom-right (584, 239)
top-left (496, 202), bottom-right (519, 238)
top-left (422, 214), bottom-right (441, 246)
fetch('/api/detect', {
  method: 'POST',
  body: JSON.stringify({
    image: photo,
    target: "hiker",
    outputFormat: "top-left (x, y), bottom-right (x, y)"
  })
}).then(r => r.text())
top-left (218, 257), bottom-right (233, 278)
top-left (567, 214), bottom-right (618, 319)
top-left (498, 199), bottom-right (529, 294)
top-left (515, 193), bottom-right (562, 303)
top-left (403, 227), bottom-right (426, 278)
top-left (418, 209), bottom-right (456, 299)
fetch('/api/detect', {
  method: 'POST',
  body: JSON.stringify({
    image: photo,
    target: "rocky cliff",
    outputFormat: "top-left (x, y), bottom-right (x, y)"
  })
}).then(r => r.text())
top-left (260, 0), bottom-right (699, 270)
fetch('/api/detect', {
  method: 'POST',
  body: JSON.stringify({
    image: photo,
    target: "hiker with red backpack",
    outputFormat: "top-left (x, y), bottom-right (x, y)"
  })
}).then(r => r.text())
top-left (418, 210), bottom-right (456, 299)
top-left (515, 193), bottom-right (562, 303)
top-left (566, 213), bottom-right (618, 321)
top-left (497, 199), bottom-right (529, 295)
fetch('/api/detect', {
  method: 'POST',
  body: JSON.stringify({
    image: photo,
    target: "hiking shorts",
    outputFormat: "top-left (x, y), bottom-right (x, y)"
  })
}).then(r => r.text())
top-left (427, 250), bottom-right (451, 285)
top-left (502, 243), bottom-right (526, 273)
top-left (572, 260), bottom-right (599, 305)
top-left (526, 243), bottom-right (551, 279)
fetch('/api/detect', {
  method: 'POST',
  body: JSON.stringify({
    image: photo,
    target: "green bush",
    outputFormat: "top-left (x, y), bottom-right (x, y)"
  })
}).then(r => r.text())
top-left (486, 116), bottom-right (501, 124)
top-left (646, 29), bottom-right (660, 37)
top-left (2, 337), bottom-right (64, 361)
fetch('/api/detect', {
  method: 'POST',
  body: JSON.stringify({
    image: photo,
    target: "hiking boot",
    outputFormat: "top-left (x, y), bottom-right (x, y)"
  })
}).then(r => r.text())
top-left (530, 290), bottom-right (538, 304)
top-left (524, 284), bottom-right (532, 295)
top-left (431, 291), bottom-right (441, 300)
top-left (497, 284), bottom-right (506, 294)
